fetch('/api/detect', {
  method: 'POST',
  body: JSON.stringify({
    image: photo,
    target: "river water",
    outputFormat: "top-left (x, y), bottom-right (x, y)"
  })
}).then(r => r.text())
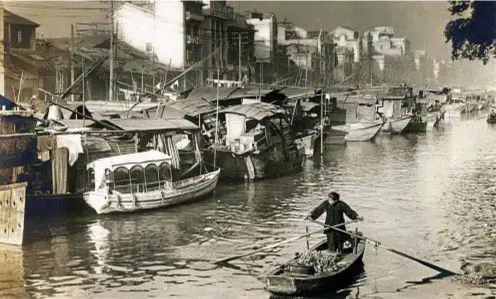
top-left (2, 116), bottom-right (496, 299)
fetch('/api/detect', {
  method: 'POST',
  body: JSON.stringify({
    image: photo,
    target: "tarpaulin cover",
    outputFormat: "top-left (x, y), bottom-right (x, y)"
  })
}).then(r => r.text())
top-left (0, 134), bottom-right (37, 168)
top-left (0, 94), bottom-right (18, 110)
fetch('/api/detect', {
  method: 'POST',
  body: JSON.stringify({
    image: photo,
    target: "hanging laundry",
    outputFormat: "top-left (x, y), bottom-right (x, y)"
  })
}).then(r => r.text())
top-left (56, 134), bottom-right (83, 166)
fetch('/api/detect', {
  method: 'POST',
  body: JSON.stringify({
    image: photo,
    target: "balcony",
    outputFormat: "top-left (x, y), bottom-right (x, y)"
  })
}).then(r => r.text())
top-left (186, 35), bottom-right (202, 45)
top-left (185, 11), bottom-right (204, 22)
top-left (204, 4), bottom-right (233, 19)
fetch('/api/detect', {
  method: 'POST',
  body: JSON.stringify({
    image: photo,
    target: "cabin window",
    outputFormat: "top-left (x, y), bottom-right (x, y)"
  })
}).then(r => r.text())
top-left (130, 165), bottom-right (145, 193)
top-left (145, 164), bottom-right (160, 191)
top-left (88, 168), bottom-right (95, 190)
top-left (114, 167), bottom-right (131, 193)
top-left (245, 119), bottom-right (258, 133)
top-left (17, 31), bottom-right (22, 44)
top-left (159, 162), bottom-right (172, 182)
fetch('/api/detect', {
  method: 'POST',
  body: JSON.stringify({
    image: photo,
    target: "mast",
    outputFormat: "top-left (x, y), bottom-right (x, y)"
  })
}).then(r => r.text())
top-left (238, 33), bottom-right (242, 83)
top-left (109, 0), bottom-right (115, 101)
top-left (71, 24), bottom-right (75, 102)
top-left (213, 57), bottom-right (220, 170)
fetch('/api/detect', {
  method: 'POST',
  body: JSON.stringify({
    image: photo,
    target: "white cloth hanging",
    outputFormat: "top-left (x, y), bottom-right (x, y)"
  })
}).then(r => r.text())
top-left (56, 134), bottom-right (83, 166)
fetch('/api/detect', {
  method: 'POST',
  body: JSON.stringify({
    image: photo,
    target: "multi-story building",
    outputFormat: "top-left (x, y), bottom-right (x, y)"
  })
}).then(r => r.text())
top-left (226, 12), bottom-right (255, 83)
top-left (201, 0), bottom-right (235, 81)
top-left (363, 26), bottom-right (410, 57)
top-left (330, 26), bottom-right (361, 63)
top-left (115, 1), bottom-right (205, 89)
top-left (0, 9), bottom-right (70, 102)
top-left (244, 11), bottom-right (277, 64)
top-left (278, 22), bottom-right (335, 86)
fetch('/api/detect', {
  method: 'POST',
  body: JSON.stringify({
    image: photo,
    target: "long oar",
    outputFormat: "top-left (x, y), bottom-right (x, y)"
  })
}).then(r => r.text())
top-left (213, 220), bottom-right (359, 265)
top-left (309, 219), bottom-right (457, 275)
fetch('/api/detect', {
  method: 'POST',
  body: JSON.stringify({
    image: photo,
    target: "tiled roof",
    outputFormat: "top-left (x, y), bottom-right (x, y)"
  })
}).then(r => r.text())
top-left (4, 10), bottom-right (39, 27)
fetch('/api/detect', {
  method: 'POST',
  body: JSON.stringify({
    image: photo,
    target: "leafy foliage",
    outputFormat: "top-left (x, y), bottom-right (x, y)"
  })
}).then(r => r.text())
top-left (445, 1), bottom-right (496, 64)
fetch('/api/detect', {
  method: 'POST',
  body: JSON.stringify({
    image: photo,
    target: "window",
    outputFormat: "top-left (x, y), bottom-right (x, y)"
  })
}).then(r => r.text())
top-left (130, 166), bottom-right (145, 193)
top-left (17, 31), bottom-right (22, 44)
top-left (114, 167), bottom-right (131, 193)
top-left (145, 164), bottom-right (160, 191)
top-left (159, 163), bottom-right (171, 182)
top-left (88, 168), bottom-right (95, 190)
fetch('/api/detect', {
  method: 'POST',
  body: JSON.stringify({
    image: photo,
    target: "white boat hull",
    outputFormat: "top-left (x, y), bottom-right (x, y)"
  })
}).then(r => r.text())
top-left (83, 169), bottom-right (221, 215)
top-left (382, 116), bottom-right (413, 134)
top-left (444, 104), bottom-right (464, 118)
top-left (294, 133), bottom-right (318, 157)
top-left (332, 121), bottom-right (383, 142)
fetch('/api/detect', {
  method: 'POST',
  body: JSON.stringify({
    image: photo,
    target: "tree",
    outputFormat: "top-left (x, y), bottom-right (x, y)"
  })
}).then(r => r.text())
top-left (444, 1), bottom-right (496, 64)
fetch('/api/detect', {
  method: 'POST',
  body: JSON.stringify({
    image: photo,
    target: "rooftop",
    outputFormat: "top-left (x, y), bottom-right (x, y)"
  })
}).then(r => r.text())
top-left (4, 10), bottom-right (39, 27)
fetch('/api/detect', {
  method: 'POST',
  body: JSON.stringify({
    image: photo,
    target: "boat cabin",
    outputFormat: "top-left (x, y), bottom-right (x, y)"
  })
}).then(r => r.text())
top-left (217, 102), bottom-right (289, 154)
top-left (87, 150), bottom-right (173, 194)
top-left (336, 94), bottom-right (378, 123)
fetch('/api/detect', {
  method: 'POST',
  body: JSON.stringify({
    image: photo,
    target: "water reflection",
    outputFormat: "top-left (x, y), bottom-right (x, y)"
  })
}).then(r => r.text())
top-left (1, 118), bottom-right (496, 298)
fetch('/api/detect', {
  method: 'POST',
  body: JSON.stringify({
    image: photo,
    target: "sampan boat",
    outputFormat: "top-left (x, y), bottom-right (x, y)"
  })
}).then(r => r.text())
top-left (264, 236), bottom-right (366, 296)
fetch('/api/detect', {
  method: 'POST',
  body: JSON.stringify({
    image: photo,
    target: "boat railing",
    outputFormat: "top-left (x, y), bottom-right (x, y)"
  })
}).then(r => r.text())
top-left (173, 175), bottom-right (202, 189)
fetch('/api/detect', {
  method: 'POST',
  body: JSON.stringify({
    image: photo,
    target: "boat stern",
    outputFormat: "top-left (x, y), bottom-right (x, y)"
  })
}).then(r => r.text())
top-left (265, 275), bottom-right (298, 295)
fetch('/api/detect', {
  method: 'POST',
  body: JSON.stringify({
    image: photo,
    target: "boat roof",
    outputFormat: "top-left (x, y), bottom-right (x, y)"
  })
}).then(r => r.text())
top-left (94, 118), bottom-right (199, 132)
top-left (166, 98), bottom-right (217, 117)
top-left (87, 150), bottom-right (171, 170)
top-left (220, 102), bottom-right (286, 120)
top-left (336, 95), bottom-right (377, 105)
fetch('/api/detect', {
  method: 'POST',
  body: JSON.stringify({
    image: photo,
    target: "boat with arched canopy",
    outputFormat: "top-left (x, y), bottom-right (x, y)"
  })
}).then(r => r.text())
top-left (83, 150), bottom-right (220, 214)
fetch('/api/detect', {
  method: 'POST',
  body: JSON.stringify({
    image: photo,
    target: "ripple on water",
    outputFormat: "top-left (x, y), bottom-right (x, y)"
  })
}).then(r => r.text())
top-left (2, 119), bottom-right (496, 298)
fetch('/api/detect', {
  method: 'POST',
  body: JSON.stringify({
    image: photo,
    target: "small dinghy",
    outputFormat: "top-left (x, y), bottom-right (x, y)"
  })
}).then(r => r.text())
top-left (264, 233), bottom-right (366, 296)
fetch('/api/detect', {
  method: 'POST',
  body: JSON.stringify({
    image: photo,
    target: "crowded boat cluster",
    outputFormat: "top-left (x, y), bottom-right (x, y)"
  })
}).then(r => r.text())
top-left (1, 83), bottom-right (495, 217)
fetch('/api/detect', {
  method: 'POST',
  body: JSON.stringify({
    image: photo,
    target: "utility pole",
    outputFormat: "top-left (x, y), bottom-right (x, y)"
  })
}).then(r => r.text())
top-left (305, 49), bottom-right (308, 87)
top-left (0, 1), bottom-right (5, 96)
top-left (238, 33), bottom-right (242, 82)
top-left (109, 0), bottom-right (115, 102)
top-left (70, 24), bottom-right (75, 102)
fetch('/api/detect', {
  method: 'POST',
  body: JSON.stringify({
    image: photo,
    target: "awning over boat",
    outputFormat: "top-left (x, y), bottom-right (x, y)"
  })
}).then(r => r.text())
top-left (93, 118), bottom-right (199, 132)
top-left (166, 99), bottom-right (217, 117)
top-left (186, 86), bottom-right (240, 102)
top-left (220, 102), bottom-right (286, 120)
top-left (336, 95), bottom-right (377, 105)
top-left (284, 100), bottom-right (319, 111)
top-left (279, 87), bottom-right (317, 99)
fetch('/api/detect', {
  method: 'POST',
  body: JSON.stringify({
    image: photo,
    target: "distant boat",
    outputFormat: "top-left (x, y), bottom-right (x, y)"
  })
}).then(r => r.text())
top-left (332, 120), bottom-right (383, 142)
top-left (487, 112), bottom-right (496, 124)
top-left (83, 151), bottom-right (220, 215)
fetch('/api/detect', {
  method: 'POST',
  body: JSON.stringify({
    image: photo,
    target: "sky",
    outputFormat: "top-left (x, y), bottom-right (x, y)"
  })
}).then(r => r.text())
top-left (4, 1), bottom-right (454, 59)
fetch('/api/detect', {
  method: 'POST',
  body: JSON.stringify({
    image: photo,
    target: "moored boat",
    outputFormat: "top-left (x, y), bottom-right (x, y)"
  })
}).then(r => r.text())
top-left (294, 131), bottom-right (319, 157)
top-left (204, 102), bottom-right (304, 180)
top-left (332, 94), bottom-right (380, 142)
top-left (378, 85), bottom-right (416, 134)
top-left (83, 151), bottom-right (220, 214)
top-left (264, 237), bottom-right (366, 296)
top-left (332, 120), bottom-right (383, 142)
top-left (487, 110), bottom-right (496, 124)
top-left (382, 115), bottom-right (413, 134)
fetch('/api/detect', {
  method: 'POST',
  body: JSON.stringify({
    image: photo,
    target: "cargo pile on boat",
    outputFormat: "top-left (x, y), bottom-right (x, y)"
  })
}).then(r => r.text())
top-left (288, 250), bottom-right (342, 274)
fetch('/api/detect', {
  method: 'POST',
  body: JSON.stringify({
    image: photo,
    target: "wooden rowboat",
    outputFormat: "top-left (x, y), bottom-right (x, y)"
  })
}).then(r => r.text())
top-left (264, 236), bottom-right (366, 296)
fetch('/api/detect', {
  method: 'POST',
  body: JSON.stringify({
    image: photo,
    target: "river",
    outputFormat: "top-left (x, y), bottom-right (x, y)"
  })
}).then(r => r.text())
top-left (1, 116), bottom-right (496, 299)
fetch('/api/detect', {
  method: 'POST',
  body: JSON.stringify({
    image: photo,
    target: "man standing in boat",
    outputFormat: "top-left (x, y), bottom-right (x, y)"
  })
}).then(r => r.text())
top-left (305, 192), bottom-right (363, 252)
